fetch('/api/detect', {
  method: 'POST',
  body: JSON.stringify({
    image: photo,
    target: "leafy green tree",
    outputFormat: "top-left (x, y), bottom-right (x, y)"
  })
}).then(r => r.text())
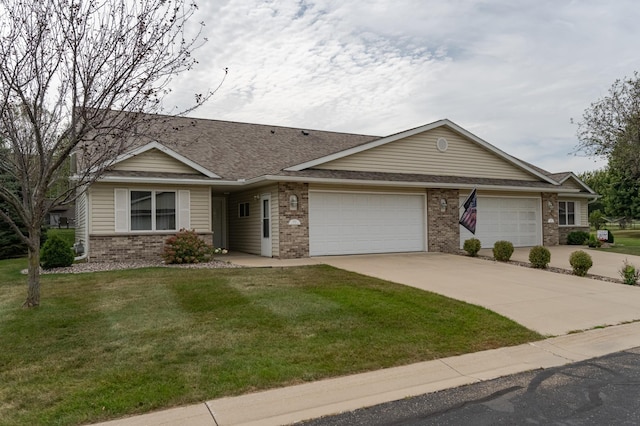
top-left (575, 71), bottom-right (640, 176)
top-left (579, 168), bottom-right (610, 214)
top-left (605, 166), bottom-right (640, 228)
top-left (588, 210), bottom-right (606, 230)
top-left (0, 0), bottom-right (224, 307)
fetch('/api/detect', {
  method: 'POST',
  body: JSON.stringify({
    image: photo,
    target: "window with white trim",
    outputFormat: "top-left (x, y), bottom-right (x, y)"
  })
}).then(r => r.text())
top-left (130, 190), bottom-right (176, 231)
top-left (115, 188), bottom-right (189, 232)
top-left (558, 201), bottom-right (576, 226)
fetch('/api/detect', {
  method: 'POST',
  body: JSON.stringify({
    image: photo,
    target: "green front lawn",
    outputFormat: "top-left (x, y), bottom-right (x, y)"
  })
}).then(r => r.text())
top-left (0, 260), bottom-right (541, 425)
top-left (597, 229), bottom-right (640, 256)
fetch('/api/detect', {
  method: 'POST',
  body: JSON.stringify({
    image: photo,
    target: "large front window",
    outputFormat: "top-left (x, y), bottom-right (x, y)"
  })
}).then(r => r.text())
top-left (131, 190), bottom-right (176, 231)
top-left (558, 201), bottom-right (575, 226)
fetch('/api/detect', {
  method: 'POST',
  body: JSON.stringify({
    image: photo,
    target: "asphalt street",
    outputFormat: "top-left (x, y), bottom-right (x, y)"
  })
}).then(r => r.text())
top-left (298, 346), bottom-right (640, 425)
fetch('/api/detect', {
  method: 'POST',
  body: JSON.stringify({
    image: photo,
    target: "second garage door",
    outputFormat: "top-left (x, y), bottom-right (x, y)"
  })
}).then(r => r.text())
top-left (460, 196), bottom-right (542, 248)
top-left (309, 192), bottom-right (426, 256)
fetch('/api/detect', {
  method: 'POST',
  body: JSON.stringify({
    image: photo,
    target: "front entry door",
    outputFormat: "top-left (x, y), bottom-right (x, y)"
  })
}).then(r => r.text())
top-left (260, 194), bottom-right (272, 257)
top-left (211, 197), bottom-right (226, 249)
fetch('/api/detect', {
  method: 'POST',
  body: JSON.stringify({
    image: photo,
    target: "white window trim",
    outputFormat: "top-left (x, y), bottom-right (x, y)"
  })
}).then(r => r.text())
top-left (115, 188), bottom-right (190, 233)
top-left (558, 200), bottom-right (581, 227)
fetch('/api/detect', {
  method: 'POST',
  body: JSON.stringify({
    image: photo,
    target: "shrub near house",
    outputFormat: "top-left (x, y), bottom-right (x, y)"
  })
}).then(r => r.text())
top-left (40, 235), bottom-right (74, 269)
top-left (163, 229), bottom-right (212, 264)
top-left (529, 246), bottom-right (551, 269)
top-left (493, 241), bottom-right (514, 262)
top-left (569, 250), bottom-right (593, 277)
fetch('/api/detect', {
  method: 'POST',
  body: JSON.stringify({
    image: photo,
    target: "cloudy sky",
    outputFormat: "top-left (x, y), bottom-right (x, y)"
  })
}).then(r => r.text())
top-left (169, 0), bottom-right (640, 174)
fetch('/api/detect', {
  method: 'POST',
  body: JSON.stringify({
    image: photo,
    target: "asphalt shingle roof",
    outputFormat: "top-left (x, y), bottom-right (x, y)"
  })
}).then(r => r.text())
top-left (119, 114), bottom-right (378, 181)
top-left (99, 112), bottom-right (593, 194)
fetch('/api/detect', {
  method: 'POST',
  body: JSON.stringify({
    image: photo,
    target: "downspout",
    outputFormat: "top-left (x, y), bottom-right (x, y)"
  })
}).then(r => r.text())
top-left (74, 192), bottom-right (90, 262)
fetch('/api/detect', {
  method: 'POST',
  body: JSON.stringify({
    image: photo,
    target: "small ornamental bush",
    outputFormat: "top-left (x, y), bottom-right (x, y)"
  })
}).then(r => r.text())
top-left (493, 240), bottom-right (514, 262)
top-left (463, 238), bottom-right (482, 257)
top-left (40, 234), bottom-right (75, 269)
top-left (566, 230), bottom-right (589, 245)
top-left (587, 234), bottom-right (601, 248)
top-left (163, 229), bottom-right (212, 264)
top-left (619, 259), bottom-right (640, 285)
top-left (569, 250), bottom-right (593, 277)
top-left (529, 245), bottom-right (551, 269)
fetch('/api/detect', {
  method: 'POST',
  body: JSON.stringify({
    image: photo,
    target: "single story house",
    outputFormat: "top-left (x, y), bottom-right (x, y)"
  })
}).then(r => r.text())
top-left (74, 114), bottom-right (597, 262)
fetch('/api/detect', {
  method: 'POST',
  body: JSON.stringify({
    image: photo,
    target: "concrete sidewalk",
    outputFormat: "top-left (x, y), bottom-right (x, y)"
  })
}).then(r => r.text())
top-left (92, 321), bottom-right (640, 426)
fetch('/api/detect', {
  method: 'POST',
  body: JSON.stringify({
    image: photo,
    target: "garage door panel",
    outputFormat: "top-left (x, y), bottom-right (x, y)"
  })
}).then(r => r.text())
top-left (310, 192), bottom-right (426, 256)
top-left (460, 197), bottom-right (541, 248)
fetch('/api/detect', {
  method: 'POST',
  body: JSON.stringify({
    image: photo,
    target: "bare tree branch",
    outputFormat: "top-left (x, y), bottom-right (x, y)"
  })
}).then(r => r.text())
top-left (0, 0), bottom-right (222, 307)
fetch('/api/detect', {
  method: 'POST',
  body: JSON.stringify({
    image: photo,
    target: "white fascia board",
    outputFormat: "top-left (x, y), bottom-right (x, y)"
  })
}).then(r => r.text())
top-left (284, 119), bottom-right (559, 185)
top-left (257, 175), bottom-right (573, 193)
top-left (557, 192), bottom-right (600, 199)
top-left (98, 175), bottom-right (241, 186)
top-left (107, 141), bottom-right (221, 179)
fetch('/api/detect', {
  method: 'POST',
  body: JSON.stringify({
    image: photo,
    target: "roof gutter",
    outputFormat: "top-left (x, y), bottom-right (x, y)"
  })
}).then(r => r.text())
top-left (255, 175), bottom-right (582, 194)
top-left (94, 173), bottom-right (596, 197)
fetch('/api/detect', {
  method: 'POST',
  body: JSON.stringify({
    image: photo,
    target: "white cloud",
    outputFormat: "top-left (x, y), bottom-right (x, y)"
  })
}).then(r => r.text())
top-left (167, 0), bottom-right (640, 174)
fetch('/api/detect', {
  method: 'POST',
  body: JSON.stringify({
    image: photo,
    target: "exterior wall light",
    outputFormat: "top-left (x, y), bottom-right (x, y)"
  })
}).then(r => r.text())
top-left (289, 194), bottom-right (298, 211)
top-left (440, 198), bottom-right (447, 212)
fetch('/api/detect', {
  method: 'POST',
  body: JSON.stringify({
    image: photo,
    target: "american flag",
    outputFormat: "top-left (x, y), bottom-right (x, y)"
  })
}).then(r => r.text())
top-left (459, 188), bottom-right (477, 234)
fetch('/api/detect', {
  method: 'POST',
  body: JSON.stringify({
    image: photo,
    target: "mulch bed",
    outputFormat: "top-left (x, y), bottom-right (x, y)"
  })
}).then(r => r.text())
top-left (475, 254), bottom-right (623, 284)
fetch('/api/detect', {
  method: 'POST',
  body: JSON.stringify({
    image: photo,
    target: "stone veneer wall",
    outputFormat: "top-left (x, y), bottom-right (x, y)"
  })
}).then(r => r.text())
top-left (427, 189), bottom-right (460, 253)
top-left (541, 192), bottom-right (560, 246)
top-left (89, 233), bottom-right (213, 262)
top-left (277, 182), bottom-right (309, 259)
top-left (559, 226), bottom-right (590, 244)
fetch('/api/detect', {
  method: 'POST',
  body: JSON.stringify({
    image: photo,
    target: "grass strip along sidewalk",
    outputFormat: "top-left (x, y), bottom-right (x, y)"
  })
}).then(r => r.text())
top-left (0, 260), bottom-right (541, 425)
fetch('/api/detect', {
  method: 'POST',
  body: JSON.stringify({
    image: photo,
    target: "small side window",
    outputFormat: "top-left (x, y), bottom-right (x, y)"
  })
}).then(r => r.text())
top-left (239, 202), bottom-right (250, 218)
top-left (558, 201), bottom-right (576, 226)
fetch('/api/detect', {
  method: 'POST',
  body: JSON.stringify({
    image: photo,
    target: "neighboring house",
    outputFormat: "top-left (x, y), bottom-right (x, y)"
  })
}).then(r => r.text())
top-left (74, 114), bottom-right (597, 262)
top-left (48, 204), bottom-right (76, 228)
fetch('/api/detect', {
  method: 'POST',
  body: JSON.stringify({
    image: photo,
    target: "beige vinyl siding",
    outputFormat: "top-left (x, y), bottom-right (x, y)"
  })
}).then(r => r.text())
top-left (90, 185), bottom-right (115, 234)
top-left (580, 201), bottom-right (588, 226)
top-left (228, 185), bottom-right (279, 256)
top-left (190, 188), bottom-right (211, 232)
top-left (89, 183), bottom-right (210, 234)
top-left (113, 149), bottom-right (200, 174)
top-left (316, 127), bottom-right (538, 181)
top-left (559, 178), bottom-right (583, 191)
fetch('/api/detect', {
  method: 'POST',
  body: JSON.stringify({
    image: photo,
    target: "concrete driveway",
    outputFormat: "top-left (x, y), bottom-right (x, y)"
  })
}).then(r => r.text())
top-left (317, 252), bottom-right (640, 336)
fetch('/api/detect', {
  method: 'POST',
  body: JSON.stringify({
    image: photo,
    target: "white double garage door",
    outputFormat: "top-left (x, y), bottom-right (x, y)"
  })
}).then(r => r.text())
top-left (308, 191), bottom-right (542, 256)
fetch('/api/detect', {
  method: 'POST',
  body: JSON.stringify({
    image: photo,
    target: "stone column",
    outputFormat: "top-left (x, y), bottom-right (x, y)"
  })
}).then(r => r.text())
top-left (278, 182), bottom-right (309, 258)
top-left (427, 189), bottom-right (460, 253)
top-left (541, 192), bottom-right (559, 246)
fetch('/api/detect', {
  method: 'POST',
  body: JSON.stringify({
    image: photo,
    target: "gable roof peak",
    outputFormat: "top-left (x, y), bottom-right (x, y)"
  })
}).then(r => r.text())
top-left (110, 141), bottom-right (221, 178)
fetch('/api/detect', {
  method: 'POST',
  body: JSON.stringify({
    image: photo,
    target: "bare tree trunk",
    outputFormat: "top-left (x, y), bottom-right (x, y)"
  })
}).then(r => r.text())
top-left (23, 231), bottom-right (41, 308)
